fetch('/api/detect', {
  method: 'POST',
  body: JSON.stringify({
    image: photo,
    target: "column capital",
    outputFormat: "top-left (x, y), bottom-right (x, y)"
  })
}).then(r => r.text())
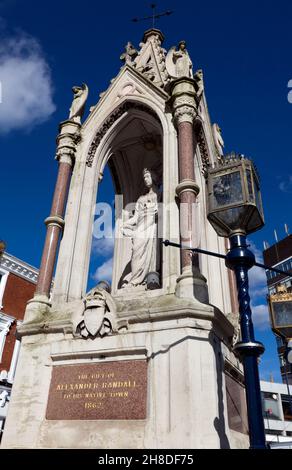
top-left (170, 77), bottom-right (197, 125)
top-left (173, 104), bottom-right (197, 124)
top-left (55, 120), bottom-right (81, 165)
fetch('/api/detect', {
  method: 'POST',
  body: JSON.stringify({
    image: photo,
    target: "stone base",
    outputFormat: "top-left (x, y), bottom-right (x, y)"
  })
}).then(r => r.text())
top-left (1, 296), bottom-right (248, 449)
top-left (175, 267), bottom-right (209, 304)
top-left (24, 295), bottom-right (52, 323)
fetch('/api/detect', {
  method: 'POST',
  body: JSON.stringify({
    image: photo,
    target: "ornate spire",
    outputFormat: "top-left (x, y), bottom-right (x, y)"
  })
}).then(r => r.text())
top-left (133, 28), bottom-right (169, 88)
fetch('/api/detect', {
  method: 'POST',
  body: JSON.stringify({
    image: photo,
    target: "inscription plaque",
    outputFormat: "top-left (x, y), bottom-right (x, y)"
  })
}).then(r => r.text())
top-left (46, 360), bottom-right (147, 420)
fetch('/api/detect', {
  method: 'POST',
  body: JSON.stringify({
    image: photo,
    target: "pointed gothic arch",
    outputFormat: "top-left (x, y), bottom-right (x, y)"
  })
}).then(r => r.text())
top-left (86, 101), bottom-right (164, 293)
top-left (53, 90), bottom-right (180, 303)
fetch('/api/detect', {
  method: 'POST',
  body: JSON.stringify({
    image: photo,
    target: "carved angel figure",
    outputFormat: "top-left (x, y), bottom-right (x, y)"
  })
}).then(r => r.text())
top-left (69, 83), bottom-right (88, 123)
top-left (212, 123), bottom-right (224, 159)
top-left (194, 69), bottom-right (204, 100)
top-left (165, 41), bottom-right (193, 79)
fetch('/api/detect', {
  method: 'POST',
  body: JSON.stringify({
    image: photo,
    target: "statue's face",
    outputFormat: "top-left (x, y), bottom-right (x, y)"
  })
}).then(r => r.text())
top-left (179, 42), bottom-right (186, 51)
top-left (143, 171), bottom-right (152, 188)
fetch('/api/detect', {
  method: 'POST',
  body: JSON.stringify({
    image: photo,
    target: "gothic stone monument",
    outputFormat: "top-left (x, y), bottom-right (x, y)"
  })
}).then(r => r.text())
top-left (2, 29), bottom-right (249, 448)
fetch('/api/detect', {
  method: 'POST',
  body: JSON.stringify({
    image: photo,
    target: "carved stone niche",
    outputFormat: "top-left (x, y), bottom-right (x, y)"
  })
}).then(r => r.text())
top-left (75, 287), bottom-right (117, 339)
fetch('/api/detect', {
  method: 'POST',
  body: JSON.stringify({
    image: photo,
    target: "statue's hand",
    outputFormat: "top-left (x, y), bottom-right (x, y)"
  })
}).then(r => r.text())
top-left (122, 224), bottom-right (134, 237)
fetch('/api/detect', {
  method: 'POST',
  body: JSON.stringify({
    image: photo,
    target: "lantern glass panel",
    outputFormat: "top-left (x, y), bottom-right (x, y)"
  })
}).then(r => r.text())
top-left (246, 168), bottom-right (254, 202)
top-left (254, 178), bottom-right (263, 215)
top-left (212, 206), bottom-right (247, 231)
top-left (212, 171), bottom-right (243, 209)
top-left (246, 207), bottom-right (262, 233)
top-left (273, 301), bottom-right (292, 327)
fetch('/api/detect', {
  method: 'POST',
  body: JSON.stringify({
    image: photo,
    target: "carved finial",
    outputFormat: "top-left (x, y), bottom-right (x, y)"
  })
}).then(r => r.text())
top-left (120, 42), bottom-right (138, 65)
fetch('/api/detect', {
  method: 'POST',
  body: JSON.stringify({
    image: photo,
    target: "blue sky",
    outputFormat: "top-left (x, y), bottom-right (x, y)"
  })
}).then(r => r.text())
top-left (0, 0), bottom-right (291, 381)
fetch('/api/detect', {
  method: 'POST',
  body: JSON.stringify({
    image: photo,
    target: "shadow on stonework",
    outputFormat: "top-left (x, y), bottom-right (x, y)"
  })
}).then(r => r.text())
top-left (210, 330), bottom-right (230, 449)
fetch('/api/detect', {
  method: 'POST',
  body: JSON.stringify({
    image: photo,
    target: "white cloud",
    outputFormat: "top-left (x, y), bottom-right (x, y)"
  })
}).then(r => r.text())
top-left (247, 239), bottom-right (268, 300)
top-left (92, 257), bottom-right (113, 283)
top-left (0, 31), bottom-right (55, 133)
top-left (246, 239), bottom-right (270, 331)
top-left (279, 175), bottom-right (292, 194)
top-left (251, 303), bottom-right (270, 331)
top-left (91, 236), bottom-right (114, 257)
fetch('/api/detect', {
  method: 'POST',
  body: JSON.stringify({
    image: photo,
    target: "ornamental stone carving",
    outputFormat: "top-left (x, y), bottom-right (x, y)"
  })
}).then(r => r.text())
top-left (212, 123), bottom-right (224, 161)
top-left (120, 42), bottom-right (138, 65)
top-left (197, 125), bottom-right (211, 176)
top-left (55, 122), bottom-right (81, 166)
top-left (170, 78), bottom-right (197, 125)
top-left (133, 30), bottom-right (169, 88)
top-left (173, 105), bottom-right (197, 124)
top-left (194, 69), bottom-right (204, 102)
top-left (75, 286), bottom-right (117, 338)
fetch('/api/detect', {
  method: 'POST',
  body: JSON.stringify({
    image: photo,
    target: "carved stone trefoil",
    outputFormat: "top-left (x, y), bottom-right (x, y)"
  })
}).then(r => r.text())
top-left (76, 287), bottom-right (117, 338)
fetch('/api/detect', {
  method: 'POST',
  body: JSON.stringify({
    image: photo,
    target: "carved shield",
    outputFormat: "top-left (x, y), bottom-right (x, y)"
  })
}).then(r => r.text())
top-left (83, 303), bottom-right (105, 337)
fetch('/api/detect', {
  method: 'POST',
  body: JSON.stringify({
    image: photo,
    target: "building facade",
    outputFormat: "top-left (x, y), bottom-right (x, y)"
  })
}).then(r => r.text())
top-left (263, 234), bottom-right (292, 384)
top-left (261, 380), bottom-right (292, 447)
top-left (0, 252), bottom-right (38, 440)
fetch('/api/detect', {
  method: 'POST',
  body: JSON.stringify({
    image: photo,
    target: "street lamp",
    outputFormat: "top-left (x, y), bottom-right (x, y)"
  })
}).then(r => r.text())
top-left (268, 290), bottom-right (292, 413)
top-left (268, 289), bottom-right (292, 339)
top-left (207, 153), bottom-right (267, 449)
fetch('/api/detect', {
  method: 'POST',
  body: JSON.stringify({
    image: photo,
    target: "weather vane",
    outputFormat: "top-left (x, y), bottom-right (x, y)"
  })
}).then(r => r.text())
top-left (132, 3), bottom-right (173, 29)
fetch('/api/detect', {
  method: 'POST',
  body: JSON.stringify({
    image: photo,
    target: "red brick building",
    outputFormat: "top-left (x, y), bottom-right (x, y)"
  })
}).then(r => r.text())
top-left (0, 252), bottom-right (38, 439)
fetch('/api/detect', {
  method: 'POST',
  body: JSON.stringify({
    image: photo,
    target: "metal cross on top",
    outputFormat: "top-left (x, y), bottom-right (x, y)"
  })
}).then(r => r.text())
top-left (132, 3), bottom-right (173, 29)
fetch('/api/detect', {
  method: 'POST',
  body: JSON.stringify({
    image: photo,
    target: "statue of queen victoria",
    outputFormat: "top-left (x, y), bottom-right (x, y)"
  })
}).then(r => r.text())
top-left (121, 168), bottom-right (159, 288)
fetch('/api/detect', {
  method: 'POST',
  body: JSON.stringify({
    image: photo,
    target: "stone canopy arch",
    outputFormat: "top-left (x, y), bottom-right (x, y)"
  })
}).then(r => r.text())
top-left (89, 101), bottom-right (164, 294)
top-left (53, 91), bottom-right (180, 303)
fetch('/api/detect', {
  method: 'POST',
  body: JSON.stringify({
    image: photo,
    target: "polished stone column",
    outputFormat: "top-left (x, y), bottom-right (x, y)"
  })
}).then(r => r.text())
top-left (35, 120), bottom-right (80, 302)
top-left (171, 78), bottom-right (208, 302)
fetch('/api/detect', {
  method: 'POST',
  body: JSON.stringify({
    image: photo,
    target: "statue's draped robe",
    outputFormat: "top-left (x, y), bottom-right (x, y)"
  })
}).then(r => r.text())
top-left (173, 51), bottom-right (192, 78)
top-left (123, 191), bottom-right (158, 286)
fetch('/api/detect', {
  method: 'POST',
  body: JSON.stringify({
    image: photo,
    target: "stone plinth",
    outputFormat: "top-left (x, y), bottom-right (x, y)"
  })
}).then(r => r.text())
top-left (1, 295), bottom-right (248, 449)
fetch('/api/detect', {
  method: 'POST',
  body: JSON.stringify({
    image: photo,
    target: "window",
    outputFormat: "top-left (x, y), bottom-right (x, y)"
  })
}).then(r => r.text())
top-left (262, 392), bottom-right (281, 420)
top-left (0, 269), bottom-right (9, 309)
top-left (0, 313), bottom-right (14, 363)
top-left (281, 395), bottom-right (292, 421)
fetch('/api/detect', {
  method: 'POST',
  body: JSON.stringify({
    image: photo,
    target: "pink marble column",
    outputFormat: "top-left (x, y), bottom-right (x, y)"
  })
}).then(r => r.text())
top-left (35, 162), bottom-right (72, 297)
top-left (171, 78), bottom-right (208, 301)
top-left (177, 120), bottom-right (198, 270)
top-left (35, 120), bottom-right (80, 300)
